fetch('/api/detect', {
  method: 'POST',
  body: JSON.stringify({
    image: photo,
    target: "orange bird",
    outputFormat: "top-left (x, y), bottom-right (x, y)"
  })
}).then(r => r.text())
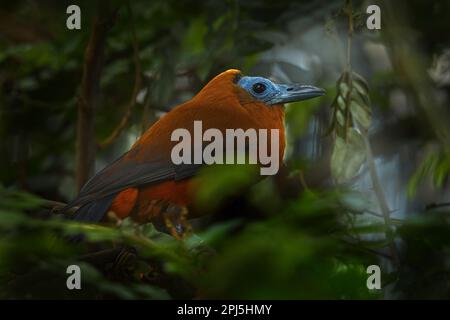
top-left (66, 69), bottom-right (324, 232)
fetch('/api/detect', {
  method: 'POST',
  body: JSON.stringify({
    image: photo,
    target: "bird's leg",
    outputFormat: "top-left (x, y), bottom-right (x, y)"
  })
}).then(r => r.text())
top-left (136, 199), bottom-right (192, 239)
top-left (106, 210), bottom-right (123, 226)
top-left (145, 200), bottom-right (192, 239)
top-left (162, 203), bottom-right (192, 240)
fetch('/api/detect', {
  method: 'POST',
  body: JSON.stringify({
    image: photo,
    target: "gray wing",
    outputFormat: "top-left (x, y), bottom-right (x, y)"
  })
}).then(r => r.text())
top-left (64, 152), bottom-right (201, 222)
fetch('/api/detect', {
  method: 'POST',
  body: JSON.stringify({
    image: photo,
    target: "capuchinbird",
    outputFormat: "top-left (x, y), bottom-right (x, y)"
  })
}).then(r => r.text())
top-left (65, 69), bottom-right (324, 235)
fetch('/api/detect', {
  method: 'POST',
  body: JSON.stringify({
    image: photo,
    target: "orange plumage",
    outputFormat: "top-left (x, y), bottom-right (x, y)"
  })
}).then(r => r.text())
top-left (68, 69), bottom-right (323, 226)
top-left (110, 69), bottom-right (285, 220)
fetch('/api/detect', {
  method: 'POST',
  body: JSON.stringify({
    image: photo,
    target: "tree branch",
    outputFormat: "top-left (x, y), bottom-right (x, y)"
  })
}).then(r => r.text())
top-left (362, 132), bottom-right (400, 265)
top-left (76, 1), bottom-right (117, 191)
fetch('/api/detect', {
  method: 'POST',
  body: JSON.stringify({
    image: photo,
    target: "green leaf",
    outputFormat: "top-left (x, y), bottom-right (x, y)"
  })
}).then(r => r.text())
top-left (339, 82), bottom-right (350, 98)
top-left (353, 80), bottom-right (368, 96)
top-left (434, 154), bottom-right (450, 188)
top-left (352, 72), bottom-right (370, 93)
top-left (407, 149), bottom-right (450, 197)
top-left (330, 129), bottom-right (366, 184)
top-left (336, 109), bottom-right (346, 127)
top-left (352, 89), bottom-right (371, 109)
top-left (337, 95), bottom-right (346, 111)
top-left (350, 101), bottom-right (371, 131)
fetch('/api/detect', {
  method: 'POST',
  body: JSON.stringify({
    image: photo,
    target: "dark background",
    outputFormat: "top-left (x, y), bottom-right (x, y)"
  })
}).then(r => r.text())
top-left (0, 0), bottom-right (450, 299)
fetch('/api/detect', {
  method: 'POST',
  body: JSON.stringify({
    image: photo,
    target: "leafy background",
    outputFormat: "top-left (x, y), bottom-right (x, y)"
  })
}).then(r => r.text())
top-left (1, 0), bottom-right (450, 299)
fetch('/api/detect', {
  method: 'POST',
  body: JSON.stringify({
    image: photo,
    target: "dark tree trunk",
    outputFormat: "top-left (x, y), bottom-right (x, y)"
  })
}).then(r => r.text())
top-left (76, 2), bottom-right (117, 191)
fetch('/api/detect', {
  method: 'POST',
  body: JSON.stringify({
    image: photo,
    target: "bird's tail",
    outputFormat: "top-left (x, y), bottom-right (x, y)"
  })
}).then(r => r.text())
top-left (61, 194), bottom-right (116, 223)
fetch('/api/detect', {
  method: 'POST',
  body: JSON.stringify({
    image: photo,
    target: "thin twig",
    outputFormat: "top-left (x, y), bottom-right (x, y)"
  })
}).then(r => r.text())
top-left (349, 208), bottom-right (404, 225)
top-left (362, 131), bottom-right (400, 265)
top-left (338, 236), bottom-right (394, 260)
top-left (345, 0), bottom-right (353, 71)
top-left (344, 0), bottom-right (400, 265)
top-left (344, 0), bottom-right (353, 143)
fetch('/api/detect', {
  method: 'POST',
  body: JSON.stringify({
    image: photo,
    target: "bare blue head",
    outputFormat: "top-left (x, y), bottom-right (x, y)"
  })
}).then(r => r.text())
top-left (237, 76), bottom-right (325, 105)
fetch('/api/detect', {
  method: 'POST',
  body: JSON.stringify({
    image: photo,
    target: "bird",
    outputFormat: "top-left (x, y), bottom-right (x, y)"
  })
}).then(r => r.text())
top-left (64, 69), bottom-right (324, 237)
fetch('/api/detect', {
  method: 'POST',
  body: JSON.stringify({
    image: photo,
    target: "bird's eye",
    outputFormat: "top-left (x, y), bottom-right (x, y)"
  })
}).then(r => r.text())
top-left (252, 82), bottom-right (266, 94)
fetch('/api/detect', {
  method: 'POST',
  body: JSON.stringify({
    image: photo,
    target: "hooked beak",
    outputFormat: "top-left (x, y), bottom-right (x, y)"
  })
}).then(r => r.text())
top-left (268, 84), bottom-right (325, 105)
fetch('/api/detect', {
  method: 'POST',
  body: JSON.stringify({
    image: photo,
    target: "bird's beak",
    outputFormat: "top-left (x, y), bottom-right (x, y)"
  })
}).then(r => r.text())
top-left (268, 84), bottom-right (325, 105)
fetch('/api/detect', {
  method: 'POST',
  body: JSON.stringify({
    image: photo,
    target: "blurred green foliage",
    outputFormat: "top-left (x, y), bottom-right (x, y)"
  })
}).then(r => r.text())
top-left (408, 147), bottom-right (450, 198)
top-left (1, 0), bottom-right (450, 300)
top-left (0, 0), bottom-right (285, 198)
top-left (1, 175), bottom-right (449, 299)
top-left (0, 181), bottom-right (383, 299)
